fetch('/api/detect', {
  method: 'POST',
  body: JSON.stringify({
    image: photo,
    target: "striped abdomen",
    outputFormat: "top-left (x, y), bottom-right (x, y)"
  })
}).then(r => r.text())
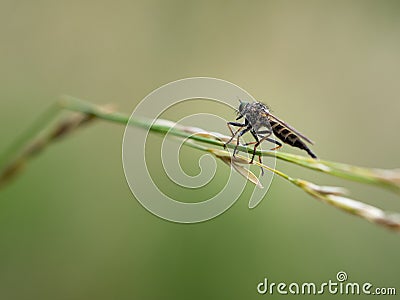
top-left (270, 120), bottom-right (317, 159)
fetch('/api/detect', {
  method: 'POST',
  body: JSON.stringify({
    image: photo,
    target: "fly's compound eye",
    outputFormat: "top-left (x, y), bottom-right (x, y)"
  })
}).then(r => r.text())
top-left (238, 101), bottom-right (247, 113)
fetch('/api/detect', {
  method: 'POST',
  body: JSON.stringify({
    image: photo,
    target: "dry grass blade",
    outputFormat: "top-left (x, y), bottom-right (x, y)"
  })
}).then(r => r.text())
top-left (0, 113), bottom-right (97, 187)
top-left (297, 179), bottom-right (400, 231)
top-left (211, 149), bottom-right (263, 189)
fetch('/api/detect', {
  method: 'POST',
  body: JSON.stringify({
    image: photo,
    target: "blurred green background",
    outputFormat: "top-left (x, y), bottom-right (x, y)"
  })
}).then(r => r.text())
top-left (1, 1), bottom-right (400, 299)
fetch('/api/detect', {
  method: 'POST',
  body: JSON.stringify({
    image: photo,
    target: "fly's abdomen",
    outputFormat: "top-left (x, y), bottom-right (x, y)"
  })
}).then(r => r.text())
top-left (270, 120), bottom-right (317, 159)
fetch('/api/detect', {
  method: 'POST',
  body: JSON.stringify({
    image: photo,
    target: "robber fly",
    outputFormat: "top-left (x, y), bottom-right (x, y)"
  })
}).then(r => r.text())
top-left (224, 100), bottom-right (317, 170)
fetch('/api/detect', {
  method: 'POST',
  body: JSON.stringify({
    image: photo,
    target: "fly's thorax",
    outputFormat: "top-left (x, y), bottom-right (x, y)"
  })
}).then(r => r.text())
top-left (243, 102), bottom-right (271, 132)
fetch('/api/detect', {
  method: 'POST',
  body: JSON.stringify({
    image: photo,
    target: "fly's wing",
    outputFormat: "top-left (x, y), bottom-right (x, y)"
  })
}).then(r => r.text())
top-left (268, 113), bottom-right (315, 144)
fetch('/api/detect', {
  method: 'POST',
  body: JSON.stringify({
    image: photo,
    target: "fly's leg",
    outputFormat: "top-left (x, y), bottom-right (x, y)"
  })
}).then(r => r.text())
top-left (255, 130), bottom-right (282, 151)
top-left (246, 130), bottom-right (274, 175)
top-left (249, 130), bottom-right (272, 167)
top-left (223, 119), bottom-right (248, 149)
top-left (233, 125), bottom-right (251, 156)
top-left (224, 122), bottom-right (245, 148)
top-left (250, 135), bottom-right (272, 163)
top-left (269, 142), bottom-right (282, 151)
top-left (243, 129), bottom-right (279, 176)
top-left (246, 130), bottom-right (264, 175)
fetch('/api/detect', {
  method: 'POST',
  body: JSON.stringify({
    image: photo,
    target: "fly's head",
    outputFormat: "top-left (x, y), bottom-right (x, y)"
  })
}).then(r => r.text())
top-left (238, 99), bottom-right (249, 116)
